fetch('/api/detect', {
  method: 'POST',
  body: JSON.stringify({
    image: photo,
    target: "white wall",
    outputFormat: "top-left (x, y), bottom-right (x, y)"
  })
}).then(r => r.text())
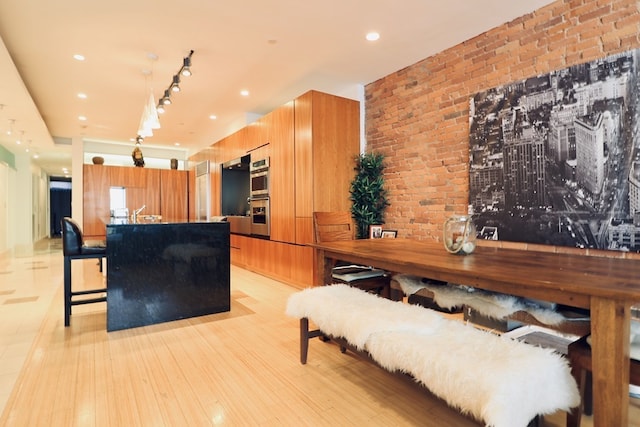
top-left (0, 153), bottom-right (50, 257)
top-left (0, 162), bottom-right (8, 255)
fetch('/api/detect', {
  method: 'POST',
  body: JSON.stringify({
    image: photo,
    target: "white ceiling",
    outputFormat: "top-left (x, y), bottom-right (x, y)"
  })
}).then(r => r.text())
top-left (0, 0), bottom-right (554, 177)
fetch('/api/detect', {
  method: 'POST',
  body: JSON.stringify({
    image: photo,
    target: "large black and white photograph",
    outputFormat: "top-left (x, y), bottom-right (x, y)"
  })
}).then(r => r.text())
top-left (469, 48), bottom-right (640, 252)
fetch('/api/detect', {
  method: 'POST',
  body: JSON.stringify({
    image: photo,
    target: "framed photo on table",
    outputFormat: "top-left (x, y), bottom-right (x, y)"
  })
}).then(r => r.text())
top-left (369, 225), bottom-right (383, 239)
top-left (381, 230), bottom-right (397, 239)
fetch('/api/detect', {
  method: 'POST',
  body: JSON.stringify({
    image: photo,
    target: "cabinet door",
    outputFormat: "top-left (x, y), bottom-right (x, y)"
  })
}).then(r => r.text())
top-left (83, 164), bottom-right (110, 239)
top-left (268, 101), bottom-right (295, 243)
top-left (126, 168), bottom-right (160, 216)
top-left (161, 169), bottom-right (188, 220)
top-left (110, 165), bottom-right (148, 187)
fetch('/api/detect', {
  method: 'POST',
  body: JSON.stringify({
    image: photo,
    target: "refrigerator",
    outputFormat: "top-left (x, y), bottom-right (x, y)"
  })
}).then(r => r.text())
top-left (195, 161), bottom-right (210, 221)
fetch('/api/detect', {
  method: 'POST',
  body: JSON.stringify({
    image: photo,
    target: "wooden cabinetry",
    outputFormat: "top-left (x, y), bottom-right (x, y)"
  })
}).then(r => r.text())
top-left (187, 90), bottom-right (359, 289)
top-left (83, 164), bottom-right (110, 240)
top-left (123, 168), bottom-right (160, 218)
top-left (83, 165), bottom-right (188, 239)
top-left (264, 101), bottom-right (295, 243)
top-left (294, 90), bottom-right (360, 245)
top-left (160, 169), bottom-right (188, 220)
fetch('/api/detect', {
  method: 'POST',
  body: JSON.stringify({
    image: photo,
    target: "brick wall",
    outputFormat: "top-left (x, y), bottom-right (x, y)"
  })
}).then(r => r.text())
top-left (365, 0), bottom-right (640, 256)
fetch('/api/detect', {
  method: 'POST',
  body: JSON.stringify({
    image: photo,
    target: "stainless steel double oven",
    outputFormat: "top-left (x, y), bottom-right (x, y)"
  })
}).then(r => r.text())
top-left (249, 157), bottom-right (269, 237)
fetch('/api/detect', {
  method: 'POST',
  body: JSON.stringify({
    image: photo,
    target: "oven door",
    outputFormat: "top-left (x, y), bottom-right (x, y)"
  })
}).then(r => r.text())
top-left (250, 170), bottom-right (269, 198)
top-left (250, 198), bottom-right (270, 237)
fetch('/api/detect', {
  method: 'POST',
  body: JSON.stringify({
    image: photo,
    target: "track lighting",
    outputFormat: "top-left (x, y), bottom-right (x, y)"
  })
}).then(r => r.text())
top-left (171, 74), bottom-right (181, 92)
top-left (161, 90), bottom-right (172, 105)
top-left (133, 49), bottom-right (193, 143)
top-left (180, 50), bottom-right (194, 77)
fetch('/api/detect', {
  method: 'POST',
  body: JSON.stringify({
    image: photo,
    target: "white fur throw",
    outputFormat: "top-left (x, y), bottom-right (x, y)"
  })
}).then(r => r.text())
top-left (394, 274), bottom-right (568, 326)
top-left (286, 284), bottom-right (579, 427)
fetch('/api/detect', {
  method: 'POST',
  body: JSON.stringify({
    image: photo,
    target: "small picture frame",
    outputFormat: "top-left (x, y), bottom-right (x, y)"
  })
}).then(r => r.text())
top-left (381, 230), bottom-right (397, 239)
top-left (369, 225), bottom-right (383, 239)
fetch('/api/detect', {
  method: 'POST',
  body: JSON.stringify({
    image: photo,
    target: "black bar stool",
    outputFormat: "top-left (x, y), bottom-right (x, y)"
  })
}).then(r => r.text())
top-left (61, 217), bottom-right (107, 326)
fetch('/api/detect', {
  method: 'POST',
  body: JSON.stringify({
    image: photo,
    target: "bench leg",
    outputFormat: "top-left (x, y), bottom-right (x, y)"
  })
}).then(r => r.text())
top-left (299, 318), bottom-right (326, 364)
top-left (63, 256), bottom-right (72, 327)
top-left (300, 318), bottom-right (310, 364)
top-left (567, 363), bottom-right (588, 427)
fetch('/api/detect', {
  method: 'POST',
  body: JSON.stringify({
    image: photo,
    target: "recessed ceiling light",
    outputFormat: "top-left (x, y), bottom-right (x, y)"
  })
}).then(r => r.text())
top-left (78, 115), bottom-right (87, 121)
top-left (240, 90), bottom-right (249, 97)
top-left (209, 114), bottom-right (217, 120)
top-left (77, 93), bottom-right (87, 99)
top-left (73, 54), bottom-right (85, 61)
top-left (174, 142), bottom-right (180, 146)
top-left (366, 32), bottom-right (380, 42)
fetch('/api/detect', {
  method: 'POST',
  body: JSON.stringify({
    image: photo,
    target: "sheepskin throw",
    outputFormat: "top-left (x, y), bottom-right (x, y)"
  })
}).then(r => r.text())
top-left (393, 274), bottom-right (569, 326)
top-left (286, 284), bottom-right (579, 427)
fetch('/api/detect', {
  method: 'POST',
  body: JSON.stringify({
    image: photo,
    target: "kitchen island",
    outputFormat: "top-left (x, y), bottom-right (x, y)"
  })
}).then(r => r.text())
top-left (105, 219), bottom-right (230, 332)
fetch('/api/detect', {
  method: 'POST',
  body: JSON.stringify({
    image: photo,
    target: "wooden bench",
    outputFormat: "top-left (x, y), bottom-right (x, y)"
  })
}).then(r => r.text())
top-left (286, 284), bottom-right (580, 427)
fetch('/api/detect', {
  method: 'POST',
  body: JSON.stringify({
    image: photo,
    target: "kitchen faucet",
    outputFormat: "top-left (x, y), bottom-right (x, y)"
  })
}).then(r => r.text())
top-left (133, 205), bottom-right (146, 222)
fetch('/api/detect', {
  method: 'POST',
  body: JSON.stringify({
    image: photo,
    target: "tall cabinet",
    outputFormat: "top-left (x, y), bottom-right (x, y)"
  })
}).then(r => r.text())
top-left (189, 90), bottom-right (359, 288)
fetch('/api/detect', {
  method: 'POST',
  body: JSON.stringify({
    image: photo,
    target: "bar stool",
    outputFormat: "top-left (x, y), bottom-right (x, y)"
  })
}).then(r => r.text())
top-left (61, 217), bottom-right (107, 326)
top-left (566, 335), bottom-right (640, 426)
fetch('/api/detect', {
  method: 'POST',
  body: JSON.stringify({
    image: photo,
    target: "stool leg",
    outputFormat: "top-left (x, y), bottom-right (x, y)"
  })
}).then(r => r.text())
top-left (63, 256), bottom-right (72, 326)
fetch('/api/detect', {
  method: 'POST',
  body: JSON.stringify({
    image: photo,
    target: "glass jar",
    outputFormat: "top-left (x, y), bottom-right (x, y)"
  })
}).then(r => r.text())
top-left (443, 215), bottom-right (477, 255)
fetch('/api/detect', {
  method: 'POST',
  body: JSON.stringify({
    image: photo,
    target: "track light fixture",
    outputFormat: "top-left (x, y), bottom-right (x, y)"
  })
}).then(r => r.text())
top-left (161, 90), bottom-right (172, 105)
top-left (171, 74), bottom-right (181, 92)
top-left (180, 50), bottom-right (194, 77)
top-left (156, 50), bottom-right (193, 108)
top-left (133, 49), bottom-right (193, 143)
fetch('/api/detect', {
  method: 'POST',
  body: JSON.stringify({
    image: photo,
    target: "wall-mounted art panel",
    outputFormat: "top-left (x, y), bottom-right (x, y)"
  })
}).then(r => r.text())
top-left (469, 48), bottom-right (640, 252)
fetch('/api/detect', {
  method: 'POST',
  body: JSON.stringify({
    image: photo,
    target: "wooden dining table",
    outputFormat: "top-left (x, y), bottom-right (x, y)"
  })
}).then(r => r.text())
top-left (310, 238), bottom-right (640, 426)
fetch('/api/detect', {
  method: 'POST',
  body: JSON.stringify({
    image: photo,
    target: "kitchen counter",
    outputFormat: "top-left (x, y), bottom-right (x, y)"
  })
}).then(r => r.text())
top-left (105, 220), bottom-right (230, 331)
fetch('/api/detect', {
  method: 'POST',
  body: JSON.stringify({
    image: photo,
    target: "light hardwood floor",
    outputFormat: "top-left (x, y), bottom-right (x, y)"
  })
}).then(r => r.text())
top-left (0, 239), bottom-right (639, 426)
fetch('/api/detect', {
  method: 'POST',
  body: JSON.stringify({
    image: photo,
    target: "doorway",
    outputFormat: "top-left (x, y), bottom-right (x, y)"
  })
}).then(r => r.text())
top-left (50, 177), bottom-right (71, 237)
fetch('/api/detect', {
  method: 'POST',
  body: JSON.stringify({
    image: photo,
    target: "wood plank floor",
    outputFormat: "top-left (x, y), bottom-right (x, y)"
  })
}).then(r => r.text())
top-left (1, 239), bottom-right (639, 426)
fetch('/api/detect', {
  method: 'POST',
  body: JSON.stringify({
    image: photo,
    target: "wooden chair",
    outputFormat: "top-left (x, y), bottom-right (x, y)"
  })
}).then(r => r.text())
top-left (566, 335), bottom-right (640, 426)
top-left (61, 217), bottom-right (107, 326)
top-left (313, 212), bottom-right (390, 298)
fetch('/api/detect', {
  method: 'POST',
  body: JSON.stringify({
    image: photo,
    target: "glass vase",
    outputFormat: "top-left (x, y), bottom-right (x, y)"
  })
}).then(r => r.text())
top-left (443, 215), bottom-right (477, 255)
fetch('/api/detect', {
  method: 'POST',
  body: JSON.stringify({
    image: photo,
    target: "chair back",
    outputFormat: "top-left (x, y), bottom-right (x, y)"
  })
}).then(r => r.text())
top-left (61, 217), bottom-right (83, 256)
top-left (313, 212), bottom-right (355, 243)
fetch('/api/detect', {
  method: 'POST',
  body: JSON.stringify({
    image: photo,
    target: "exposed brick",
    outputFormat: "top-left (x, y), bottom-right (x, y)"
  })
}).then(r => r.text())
top-left (365, 0), bottom-right (640, 246)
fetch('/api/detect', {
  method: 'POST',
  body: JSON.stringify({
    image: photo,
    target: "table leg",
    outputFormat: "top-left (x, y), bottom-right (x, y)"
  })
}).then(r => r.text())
top-left (590, 297), bottom-right (631, 426)
top-left (314, 249), bottom-right (336, 286)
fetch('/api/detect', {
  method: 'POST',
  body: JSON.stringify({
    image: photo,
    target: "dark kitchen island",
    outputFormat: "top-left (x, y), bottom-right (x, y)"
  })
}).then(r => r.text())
top-left (105, 219), bottom-right (230, 332)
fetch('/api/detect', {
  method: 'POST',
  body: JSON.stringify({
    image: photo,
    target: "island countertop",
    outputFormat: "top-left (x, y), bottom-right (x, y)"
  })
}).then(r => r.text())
top-left (105, 220), bottom-right (230, 331)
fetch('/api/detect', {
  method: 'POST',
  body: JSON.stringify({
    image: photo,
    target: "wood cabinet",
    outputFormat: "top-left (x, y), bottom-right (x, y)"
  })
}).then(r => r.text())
top-left (294, 90), bottom-right (360, 245)
top-left (187, 90), bottom-right (359, 289)
top-left (83, 164), bottom-right (110, 240)
top-left (83, 165), bottom-right (188, 239)
top-left (265, 101), bottom-right (295, 243)
top-left (123, 168), bottom-right (160, 218)
top-left (160, 169), bottom-right (188, 220)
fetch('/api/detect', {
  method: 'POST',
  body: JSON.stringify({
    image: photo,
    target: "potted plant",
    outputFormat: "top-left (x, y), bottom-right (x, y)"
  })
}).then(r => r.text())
top-left (349, 152), bottom-right (389, 239)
